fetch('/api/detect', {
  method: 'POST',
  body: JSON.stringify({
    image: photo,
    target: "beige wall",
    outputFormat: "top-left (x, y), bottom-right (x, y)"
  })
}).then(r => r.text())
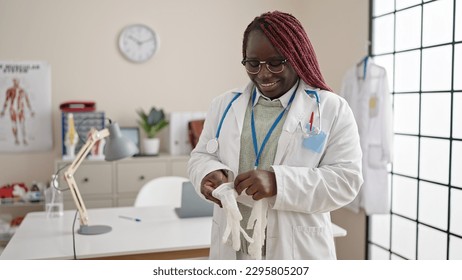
top-left (0, 0), bottom-right (368, 259)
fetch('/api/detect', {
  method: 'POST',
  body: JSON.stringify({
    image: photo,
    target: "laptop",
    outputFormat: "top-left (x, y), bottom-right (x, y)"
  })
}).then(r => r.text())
top-left (175, 181), bottom-right (214, 218)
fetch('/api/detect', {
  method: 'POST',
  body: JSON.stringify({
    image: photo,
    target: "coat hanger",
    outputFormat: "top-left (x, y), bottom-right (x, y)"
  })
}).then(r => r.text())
top-left (356, 41), bottom-right (371, 79)
top-left (356, 40), bottom-right (371, 66)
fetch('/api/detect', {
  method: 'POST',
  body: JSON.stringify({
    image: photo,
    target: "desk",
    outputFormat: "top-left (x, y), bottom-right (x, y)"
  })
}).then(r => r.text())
top-left (0, 206), bottom-right (211, 260)
top-left (0, 206), bottom-right (346, 260)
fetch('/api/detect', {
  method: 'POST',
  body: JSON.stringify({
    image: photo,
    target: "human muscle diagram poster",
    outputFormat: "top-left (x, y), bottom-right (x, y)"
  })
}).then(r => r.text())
top-left (0, 61), bottom-right (52, 152)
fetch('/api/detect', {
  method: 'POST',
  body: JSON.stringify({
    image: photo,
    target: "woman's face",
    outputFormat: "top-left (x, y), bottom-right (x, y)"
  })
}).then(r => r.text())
top-left (245, 30), bottom-right (298, 99)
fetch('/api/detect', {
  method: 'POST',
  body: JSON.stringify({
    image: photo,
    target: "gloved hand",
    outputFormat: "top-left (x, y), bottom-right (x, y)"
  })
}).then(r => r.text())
top-left (212, 183), bottom-right (253, 251)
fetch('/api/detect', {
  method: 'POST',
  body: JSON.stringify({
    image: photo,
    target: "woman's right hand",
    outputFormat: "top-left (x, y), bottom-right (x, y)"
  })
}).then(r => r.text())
top-left (200, 170), bottom-right (228, 207)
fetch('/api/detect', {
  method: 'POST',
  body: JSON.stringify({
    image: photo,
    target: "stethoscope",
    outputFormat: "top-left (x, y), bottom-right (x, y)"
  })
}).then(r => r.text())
top-left (206, 84), bottom-right (322, 155)
top-left (206, 92), bottom-right (242, 154)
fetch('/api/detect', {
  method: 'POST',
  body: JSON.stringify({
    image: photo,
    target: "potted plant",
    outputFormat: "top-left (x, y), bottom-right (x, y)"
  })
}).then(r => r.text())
top-left (136, 107), bottom-right (168, 155)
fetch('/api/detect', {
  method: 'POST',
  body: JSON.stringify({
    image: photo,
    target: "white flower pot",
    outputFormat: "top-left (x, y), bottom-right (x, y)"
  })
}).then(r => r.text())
top-left (142, 138), bottom-right (160, 155)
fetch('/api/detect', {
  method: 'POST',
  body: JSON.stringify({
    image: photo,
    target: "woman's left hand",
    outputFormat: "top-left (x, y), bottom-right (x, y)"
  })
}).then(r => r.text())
top-left (234, 170), bottom-right (277, 200)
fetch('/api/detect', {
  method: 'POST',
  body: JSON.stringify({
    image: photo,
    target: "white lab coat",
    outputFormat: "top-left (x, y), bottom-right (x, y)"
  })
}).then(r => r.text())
top-left (340, 57), bottom-right (393, 215)
top-left (188, 80), bottom-right (363, 260)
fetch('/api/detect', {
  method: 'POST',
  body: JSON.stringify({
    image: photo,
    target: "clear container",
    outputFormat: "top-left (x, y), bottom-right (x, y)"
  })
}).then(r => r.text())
top-left (44, 175), bottom-right (64, 218)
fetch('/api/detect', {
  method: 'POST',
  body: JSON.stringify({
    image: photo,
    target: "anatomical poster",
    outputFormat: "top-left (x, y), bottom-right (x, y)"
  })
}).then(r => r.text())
top-left (0, 61), bottom-right (52, 152)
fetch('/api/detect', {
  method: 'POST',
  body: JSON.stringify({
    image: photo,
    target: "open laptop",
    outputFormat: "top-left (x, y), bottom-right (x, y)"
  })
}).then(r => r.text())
top-left (175, 181), bottom-right (214, 218)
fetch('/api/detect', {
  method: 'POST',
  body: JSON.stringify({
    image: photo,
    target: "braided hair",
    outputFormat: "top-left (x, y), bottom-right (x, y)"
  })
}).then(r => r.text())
top-left (242, 11), bottom-right (332, 92)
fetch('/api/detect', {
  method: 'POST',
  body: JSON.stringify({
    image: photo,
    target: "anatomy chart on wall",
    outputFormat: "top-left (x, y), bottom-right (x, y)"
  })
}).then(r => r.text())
top-left (0, 61), bottom-right (52, 152)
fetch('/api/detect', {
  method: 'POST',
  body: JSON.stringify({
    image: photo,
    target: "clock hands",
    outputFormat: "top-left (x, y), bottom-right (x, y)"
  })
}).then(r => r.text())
top-left (128, 35), bottom-right (153, 46)
top-left (128, 35), bottom-right (142, 45)
top-left (140, 38), bottom-right (154, 44)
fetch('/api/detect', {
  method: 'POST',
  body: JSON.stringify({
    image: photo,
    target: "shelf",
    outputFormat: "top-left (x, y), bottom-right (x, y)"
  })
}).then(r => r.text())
top-left (0, 200), bottom-right (44, 206)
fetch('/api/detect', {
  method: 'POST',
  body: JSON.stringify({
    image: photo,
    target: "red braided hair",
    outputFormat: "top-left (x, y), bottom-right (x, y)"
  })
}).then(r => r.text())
top-left (242, 11), bottom-right (332, 92)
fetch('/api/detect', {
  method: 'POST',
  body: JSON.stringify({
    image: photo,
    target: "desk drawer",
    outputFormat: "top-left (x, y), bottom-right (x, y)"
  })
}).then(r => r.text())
top-left (116, 161), bottom-right (168, 193)
top-left (57, 161), bottom-right (113, 197)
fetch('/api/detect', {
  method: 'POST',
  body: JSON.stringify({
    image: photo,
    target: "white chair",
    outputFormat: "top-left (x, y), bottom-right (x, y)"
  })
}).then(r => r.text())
top-left (133, 176), bottom-right (189, 208)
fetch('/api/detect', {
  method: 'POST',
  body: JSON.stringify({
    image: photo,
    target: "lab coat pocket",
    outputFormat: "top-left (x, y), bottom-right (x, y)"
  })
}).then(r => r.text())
top-left (292, 225), bottom-right (333, 259)
top-left (368, 144), bottom-right (386, 168)
top-left (302, 130), bottom-right (327, 153)
top-left (211, 216), bottom-right (234, 259)
top-left (209, 219), bottom-right (221, 259)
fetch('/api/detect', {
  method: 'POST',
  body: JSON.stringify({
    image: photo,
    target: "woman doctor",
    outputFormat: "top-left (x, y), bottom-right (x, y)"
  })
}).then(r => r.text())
top-left (188, 11), bottom-right (363, 260)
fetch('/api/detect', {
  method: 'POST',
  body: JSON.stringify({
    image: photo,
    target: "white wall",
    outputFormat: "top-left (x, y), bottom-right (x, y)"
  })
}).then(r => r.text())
top-left (0, 0), bottom-right (369, 258)
top-left (0, 0), bottom-right (368, 185)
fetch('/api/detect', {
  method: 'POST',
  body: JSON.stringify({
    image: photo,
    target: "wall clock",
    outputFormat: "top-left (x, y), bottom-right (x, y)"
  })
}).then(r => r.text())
top-left (118, 24), bottom-right (158, 63)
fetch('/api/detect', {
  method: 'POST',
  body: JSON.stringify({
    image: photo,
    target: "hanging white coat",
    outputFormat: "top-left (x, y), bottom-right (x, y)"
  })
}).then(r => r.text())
top-left (340, 58), bottom-right (393, 215)
top-left (188, 80), bottom-right (363, 259)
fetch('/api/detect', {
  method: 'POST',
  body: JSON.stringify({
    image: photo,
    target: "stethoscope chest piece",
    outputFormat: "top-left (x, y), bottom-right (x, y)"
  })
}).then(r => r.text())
top-left (206, 138), bottom-right (219, 154)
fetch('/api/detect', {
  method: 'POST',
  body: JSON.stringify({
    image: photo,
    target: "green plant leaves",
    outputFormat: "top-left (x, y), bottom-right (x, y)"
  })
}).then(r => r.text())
top-left (136, 107), bottom-right (168, 138)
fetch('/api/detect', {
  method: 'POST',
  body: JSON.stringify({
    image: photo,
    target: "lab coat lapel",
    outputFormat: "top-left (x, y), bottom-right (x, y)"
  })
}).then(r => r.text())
top-left (274, 83), bottom-right (317, 165)
top-left (230, 85), bottom-right (251, 133)
top-left (227, 83), bottom-right (252, 173)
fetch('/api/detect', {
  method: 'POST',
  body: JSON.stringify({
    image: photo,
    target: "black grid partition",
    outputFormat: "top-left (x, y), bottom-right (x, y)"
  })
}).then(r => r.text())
top-left (367, 0), bottom-right (462, 260)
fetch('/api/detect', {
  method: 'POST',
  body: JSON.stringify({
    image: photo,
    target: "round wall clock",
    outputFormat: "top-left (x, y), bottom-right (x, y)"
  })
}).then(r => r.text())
top-left (118, 24), bottom-right (159, 63)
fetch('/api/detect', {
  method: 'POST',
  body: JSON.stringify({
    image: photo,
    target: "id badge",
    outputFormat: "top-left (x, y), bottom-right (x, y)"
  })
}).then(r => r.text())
top-left (302, 124), bottom-right (326, 153)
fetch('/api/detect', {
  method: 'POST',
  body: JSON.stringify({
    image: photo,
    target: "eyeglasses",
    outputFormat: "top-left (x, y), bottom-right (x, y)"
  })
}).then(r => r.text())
top-left (241, 58), bottom-right (288, 75)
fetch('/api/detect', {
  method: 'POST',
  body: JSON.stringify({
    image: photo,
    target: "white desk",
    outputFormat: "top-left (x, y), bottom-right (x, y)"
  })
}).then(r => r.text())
top-left (0, 206), bottom-right (211, 260)
top-left (0, 206), bottom-right (346, 260)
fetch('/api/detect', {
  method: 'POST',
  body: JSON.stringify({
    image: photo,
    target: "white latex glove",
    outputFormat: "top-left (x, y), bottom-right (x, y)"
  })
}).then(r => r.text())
top-left (212, 183), bottom-right (253, 251)
top-left (247, 198), bottom-right (269, 260)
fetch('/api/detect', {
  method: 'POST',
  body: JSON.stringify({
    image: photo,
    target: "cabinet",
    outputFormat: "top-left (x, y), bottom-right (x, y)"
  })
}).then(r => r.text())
top-left (55, 154), bottom-right (189, 209)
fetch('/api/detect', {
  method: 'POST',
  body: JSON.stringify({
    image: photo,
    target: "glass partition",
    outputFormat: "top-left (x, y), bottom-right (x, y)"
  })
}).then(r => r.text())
top-left (369, 0), bottom-right (461, 260)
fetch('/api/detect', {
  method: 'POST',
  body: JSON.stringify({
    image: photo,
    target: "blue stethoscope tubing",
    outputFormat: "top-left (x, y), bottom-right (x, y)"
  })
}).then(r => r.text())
top-left (206, 92), bottom-right (241, 153)
top-left (205, 85), bottom-right (322, 154)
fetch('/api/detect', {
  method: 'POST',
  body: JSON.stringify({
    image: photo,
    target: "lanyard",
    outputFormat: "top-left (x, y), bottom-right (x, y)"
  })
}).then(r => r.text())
top-left (251, 81), bottom-right (299, 168)
top-left (216, 92), bottom-right (241, 139)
